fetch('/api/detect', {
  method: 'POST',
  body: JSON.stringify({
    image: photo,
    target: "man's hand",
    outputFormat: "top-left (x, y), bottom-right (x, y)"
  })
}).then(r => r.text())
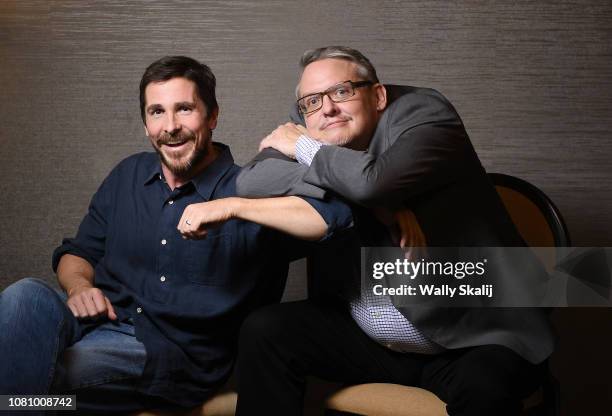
top-left (57, 253), bottom-right (116, 321)
top-left (395, 209), bottom-right (427, 261)
top-left (259, 122), bottom-right (308, 159)
top-left (66, 285), bottom-right (117, 321)
top-left (369, 207), bottom-right (427, 259)
top-left (178, 198), bottom-right (239, 240)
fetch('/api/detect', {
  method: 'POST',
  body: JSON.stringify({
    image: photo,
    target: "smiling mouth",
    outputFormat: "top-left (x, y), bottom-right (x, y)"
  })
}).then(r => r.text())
top-left (161, 140), bottom-right (190, 149)
top-left (156, 130), bottom-right (195, 151)
top-left (323, 120), bottom-right (349, 129)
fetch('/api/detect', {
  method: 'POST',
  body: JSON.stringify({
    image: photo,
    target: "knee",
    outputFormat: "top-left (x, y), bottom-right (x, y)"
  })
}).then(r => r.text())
top-left (444, 346), bottom-right (532, 415)
top-left (238, 304), bottom-right (303, 357)
top-left (2, 277), bottom-right (49, 302)
top-left (239, 304), bottom-right (295, 356)
top-left (3, 277), bottom-right (51, 295)
top-left (444, 375), bottom-right (521, 416)
top-left (1, 278), bottom-right (65, 320)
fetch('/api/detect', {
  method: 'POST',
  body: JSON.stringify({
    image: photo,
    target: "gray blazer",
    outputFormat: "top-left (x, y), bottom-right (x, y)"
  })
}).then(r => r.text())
top-left (236, 85), bottom-right (555, 364)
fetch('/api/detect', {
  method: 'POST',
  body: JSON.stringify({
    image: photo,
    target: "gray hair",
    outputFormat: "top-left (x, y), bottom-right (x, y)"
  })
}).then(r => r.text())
top-left (296, 46), bottom-right (379, 98)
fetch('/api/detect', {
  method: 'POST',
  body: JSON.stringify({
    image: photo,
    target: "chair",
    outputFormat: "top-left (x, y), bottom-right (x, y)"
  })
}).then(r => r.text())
top-left (488, 173), bottom-right (569, 247)
top-left (131, 388), bottom-right (236, 416)
top-left (321, 173), bottom-right (569, 416)
top-left (134, 173), bottom-right (568, 416)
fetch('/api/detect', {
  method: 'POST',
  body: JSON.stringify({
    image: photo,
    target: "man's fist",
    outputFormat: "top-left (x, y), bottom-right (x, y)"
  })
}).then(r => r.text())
top-left (178, 198), bottom-right (239, 240)
top-left (66, 286), bottom-right (117, 321)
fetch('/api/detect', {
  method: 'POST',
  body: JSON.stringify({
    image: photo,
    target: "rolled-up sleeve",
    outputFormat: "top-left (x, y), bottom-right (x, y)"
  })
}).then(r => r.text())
top-left (298, 193), bottom-right (353, 241)
top-left (52, 170), bottom-right (115, 272)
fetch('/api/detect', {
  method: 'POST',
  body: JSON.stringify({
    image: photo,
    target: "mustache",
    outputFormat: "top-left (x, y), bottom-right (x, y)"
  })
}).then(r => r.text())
top-left (155, 130), bottom-right (195, 145)
top-left (321, 117), bottom-right (351, 129)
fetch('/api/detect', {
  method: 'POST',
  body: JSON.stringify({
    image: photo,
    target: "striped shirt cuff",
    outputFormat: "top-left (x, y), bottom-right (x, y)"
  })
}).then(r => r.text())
top-left (295, 135), bottom-right (324, 166)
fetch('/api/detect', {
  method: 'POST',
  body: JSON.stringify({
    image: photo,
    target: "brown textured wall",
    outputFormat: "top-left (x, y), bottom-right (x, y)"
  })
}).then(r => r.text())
top-left (1, 1), bottom-right (611, 413)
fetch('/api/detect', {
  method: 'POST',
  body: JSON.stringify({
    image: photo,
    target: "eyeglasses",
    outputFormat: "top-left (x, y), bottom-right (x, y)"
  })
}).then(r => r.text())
top-left (297, 80), bottom-right (373, 114)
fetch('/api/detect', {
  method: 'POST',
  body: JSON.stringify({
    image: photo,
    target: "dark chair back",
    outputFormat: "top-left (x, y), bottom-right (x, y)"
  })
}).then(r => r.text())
top-left (489, 172), bottom-right (565, 416)
top-left (488, 173), bottom-right (570, 248)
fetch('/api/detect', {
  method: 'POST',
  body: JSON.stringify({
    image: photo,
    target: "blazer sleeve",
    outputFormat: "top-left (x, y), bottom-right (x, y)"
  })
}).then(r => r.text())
top-left (236, 147), bottom-right (327, 199)
top-left (302, 91), bottom-right (482, 209)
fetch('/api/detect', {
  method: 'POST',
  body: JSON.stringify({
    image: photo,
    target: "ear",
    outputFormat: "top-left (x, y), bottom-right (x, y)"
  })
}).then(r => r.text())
top-left (144, 125), bottom-right (150, 137)
top-left (207, 107), bottom-right (219, 130)
top-left (374, 84), bottom-right (387, 112)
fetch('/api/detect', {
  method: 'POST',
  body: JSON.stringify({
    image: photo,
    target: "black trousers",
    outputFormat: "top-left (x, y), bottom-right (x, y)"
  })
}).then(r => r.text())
top-left (235, 299), bottom-right (546, 416)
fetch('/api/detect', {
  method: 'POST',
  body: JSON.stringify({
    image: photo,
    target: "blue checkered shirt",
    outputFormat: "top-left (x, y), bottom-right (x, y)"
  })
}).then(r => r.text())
top-left (296, 135), bottom-right (444, 354)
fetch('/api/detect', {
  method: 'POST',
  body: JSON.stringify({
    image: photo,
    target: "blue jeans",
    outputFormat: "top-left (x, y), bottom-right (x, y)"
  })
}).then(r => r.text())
top-left (0, 278), bottom-right (148, 414)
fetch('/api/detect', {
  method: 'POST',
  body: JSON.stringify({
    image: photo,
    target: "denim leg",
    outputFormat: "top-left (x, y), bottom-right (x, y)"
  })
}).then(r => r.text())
top-left (1, 279), bottom-right (150, 414)
top-left (52, 320), bottom-right (149, 414)
top-left (0, 278), bottom-right (80, 395)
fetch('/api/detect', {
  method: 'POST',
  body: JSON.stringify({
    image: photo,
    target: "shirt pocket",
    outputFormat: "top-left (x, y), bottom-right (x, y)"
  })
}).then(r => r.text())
top-left (186, 233), bottom-right (233, 286)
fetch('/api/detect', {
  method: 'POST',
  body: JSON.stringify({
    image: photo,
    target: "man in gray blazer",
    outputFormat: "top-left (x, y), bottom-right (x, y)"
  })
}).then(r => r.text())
top-left (234, 46), bottom-right (555, 416)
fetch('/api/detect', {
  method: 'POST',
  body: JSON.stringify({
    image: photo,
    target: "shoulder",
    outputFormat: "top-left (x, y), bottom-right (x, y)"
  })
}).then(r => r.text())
top-left (106, 151), bottom-right (154, 170)
top-left (382, 85), bottom-right (462, 127)
top-left (114, 151), bottom-right (157, 169)
top-left (211, 163), bottom-right (242, 199)
top-left (220, 163), bottom-right (242, 185)
top-left (101, 152), bottom-right (158, 185)
top-left (367, 85), bottom-right (470, 153)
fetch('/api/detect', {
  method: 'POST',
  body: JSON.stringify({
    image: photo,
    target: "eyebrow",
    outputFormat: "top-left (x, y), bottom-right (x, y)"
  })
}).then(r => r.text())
top-left (299, 82), bottom-right (345, 99)
top-left (174, 101), bottom-right (195, 109)
top-left (146, 104), bottom-right (163, 114)
top-left (299, 88), bottom-right (324, 99)
top-left (146, 101), bottom-right (196, 113)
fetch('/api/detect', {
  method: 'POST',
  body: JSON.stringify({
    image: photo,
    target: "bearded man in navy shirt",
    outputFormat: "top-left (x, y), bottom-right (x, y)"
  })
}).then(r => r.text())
top-left (0, 56), bottom-right (351, 414)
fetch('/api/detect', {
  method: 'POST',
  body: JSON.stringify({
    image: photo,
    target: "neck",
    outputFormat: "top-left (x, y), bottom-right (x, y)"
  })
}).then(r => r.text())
top-left (162, 145), bottom-right (219, 190)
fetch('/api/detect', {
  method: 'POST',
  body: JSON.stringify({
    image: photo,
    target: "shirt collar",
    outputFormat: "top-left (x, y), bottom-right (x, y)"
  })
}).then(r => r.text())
top-left (143, 142), bottom-right (235, 201)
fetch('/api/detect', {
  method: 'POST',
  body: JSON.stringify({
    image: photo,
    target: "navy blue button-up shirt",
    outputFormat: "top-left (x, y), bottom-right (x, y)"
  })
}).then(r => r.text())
top-left (52, 143), bottom-right (351, 406)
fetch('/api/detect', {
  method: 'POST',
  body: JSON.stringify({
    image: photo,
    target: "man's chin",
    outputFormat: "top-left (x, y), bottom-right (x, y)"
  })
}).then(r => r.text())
top-left (163, 160), bottom-right (192, 177)
top-left (159, 147), bottom-right (210, 179)
top-left (157, 150), bottom-right (194, 177)
top-left (321, 135), bottom-right (352, 147)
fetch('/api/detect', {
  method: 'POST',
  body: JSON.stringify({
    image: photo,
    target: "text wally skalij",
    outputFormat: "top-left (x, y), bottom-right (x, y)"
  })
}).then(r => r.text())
top-left (370, 258), bottom-right (493, 298)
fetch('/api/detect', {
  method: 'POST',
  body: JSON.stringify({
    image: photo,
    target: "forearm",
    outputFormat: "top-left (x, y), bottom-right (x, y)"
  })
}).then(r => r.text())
top-left (56, 253), bottom-right (95, 296)
top-left (233, 196), bottom-right (327, 241)
top-left (303, 124), bottom-right (471, 208)
top-left (237, 148), bottom-right (326, 199)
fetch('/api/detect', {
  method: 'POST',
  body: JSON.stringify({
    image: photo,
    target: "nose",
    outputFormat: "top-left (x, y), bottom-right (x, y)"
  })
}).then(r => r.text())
top-left (163, 113), bottom-right (181, 135)
top-left (321, 94), bottom-right (340, 116)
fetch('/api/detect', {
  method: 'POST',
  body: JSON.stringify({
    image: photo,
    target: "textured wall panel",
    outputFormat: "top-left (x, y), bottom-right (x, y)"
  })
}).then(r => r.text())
top-left (1, 1), bottom-right (610, 413)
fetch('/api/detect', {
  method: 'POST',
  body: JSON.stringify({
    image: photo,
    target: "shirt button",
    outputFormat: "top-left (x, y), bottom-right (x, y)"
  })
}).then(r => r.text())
top-left (168, 200), bottom-right (174, 205)
top-left (160, 275), bottom-right (166, 282)
top-left (136, 307), bottom-right (142, 314)
top-left (161, 239), bottom-right (167, 245)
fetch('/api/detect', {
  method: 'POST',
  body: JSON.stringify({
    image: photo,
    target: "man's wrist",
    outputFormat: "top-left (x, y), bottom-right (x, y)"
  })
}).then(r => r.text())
top-left (295, 135), bottom-right (324, 165)
top-left (230, 197), bottom-right (248, 220)
top-left (66, 283), bottom-right (93, 297)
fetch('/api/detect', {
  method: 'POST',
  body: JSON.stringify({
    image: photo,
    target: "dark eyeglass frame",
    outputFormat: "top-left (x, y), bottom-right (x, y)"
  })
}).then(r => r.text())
top-left (297, 80), bottom-right (373, 114)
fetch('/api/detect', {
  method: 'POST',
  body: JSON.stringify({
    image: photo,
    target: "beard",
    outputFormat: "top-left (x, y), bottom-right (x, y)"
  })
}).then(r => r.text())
top-left (322, 134), bottom-right (352, 148)
top-left (316, 130), bottom-right (354, 148)
top-left (153, 129), bottom-right (210, 178)
top-left (312, 118), bottom-right (357, 149)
